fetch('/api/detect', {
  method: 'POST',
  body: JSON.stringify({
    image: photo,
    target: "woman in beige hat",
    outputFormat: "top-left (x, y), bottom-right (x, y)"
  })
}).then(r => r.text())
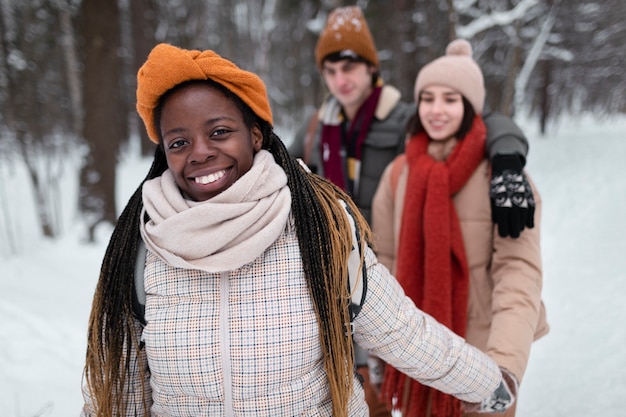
top-left (373, 39), bottom-right (549, 417)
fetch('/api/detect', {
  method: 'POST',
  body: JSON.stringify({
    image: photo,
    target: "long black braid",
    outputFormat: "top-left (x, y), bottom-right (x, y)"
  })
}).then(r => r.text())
top-left (84, 145), bottom-right (167, 416)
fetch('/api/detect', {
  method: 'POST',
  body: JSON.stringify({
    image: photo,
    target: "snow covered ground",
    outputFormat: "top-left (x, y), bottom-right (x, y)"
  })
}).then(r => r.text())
top-left (1, 114), bottom-right (625, 416)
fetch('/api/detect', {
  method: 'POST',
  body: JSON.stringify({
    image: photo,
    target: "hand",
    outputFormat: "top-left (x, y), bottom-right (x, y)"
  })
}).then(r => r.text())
top-left (463, 367), bottom-right (518, 414)
top-left (490, 154), bottom-right (535, 238)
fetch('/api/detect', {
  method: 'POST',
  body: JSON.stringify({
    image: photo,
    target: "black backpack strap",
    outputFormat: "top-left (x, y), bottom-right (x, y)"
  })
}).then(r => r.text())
top-left (132, 238), bottom-right (147, 326)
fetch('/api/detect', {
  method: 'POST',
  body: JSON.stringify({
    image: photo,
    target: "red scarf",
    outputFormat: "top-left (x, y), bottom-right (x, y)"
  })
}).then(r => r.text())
top-left (320, 86), bottom-right (382, 194)
top-left (381, 116), bottom-right (486, 417)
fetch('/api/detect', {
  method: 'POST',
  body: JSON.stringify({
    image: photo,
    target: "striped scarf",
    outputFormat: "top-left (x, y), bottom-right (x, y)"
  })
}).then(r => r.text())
top-left (320, 86), bottom-right (382, 196)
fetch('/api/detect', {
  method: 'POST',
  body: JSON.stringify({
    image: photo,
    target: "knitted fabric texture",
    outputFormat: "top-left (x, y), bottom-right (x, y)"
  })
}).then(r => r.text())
top-left (414, 39), bottom-right (485, 114)
top-left (136, 43), bottom-right (273, 144)
top-left (381, 116), bottom-right (487, 417)
top-left (140, 150), bottom-right (291, 272)
top-left (315, 6), bottom-right (379, 69)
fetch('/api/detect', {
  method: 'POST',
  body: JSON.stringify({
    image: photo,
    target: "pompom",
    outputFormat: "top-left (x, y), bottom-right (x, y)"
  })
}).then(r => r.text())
top-left (445, 39), bottom-right (472, 57)
top-left (414, 38), bottom-right (485, 113)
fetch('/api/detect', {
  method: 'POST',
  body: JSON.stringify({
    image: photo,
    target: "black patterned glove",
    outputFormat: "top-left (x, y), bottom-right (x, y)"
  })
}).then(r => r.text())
top-left (490, 154), bottom-right (535, 238)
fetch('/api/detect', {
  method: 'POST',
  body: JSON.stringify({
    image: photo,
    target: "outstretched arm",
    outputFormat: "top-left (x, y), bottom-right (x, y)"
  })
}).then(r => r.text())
top-left (484, 111), bottom-right (535, 238)
top-left (353, 247), bottom-right (515, 411)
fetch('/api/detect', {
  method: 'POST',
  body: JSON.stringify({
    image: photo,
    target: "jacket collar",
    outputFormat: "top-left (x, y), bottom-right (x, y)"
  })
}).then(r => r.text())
top-left (318, 84), bottom-right (402, 125)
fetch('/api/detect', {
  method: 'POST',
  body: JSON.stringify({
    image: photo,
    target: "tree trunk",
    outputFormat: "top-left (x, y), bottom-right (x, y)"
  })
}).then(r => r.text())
top-left (539, 59), bottom-right (551, 134)
top-left (0, 2), bottom-right (63, 239)
top-left (499, 24), bottom-right (522, 117)
top-left (446, 0), bottom-right (457, 42)
top-left (78, 0), bottom-right (123, 241)
top-left (59, 7), bottom-right (83, 136)
top-left (130, 0), bottom-right (158, 155)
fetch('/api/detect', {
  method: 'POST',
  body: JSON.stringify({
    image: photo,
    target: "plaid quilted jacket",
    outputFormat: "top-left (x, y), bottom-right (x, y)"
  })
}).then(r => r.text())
top-left (81, 219), bottom-right (500, 416)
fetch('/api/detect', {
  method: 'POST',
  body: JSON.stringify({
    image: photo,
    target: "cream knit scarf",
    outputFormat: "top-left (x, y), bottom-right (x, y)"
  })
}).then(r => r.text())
top-left (140, 150), bottom-right (292, 272)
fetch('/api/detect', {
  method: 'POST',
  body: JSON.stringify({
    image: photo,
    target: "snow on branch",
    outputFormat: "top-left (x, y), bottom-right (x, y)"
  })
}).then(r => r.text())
top-left (454, 0), bottom-right (478, 12)
top-left (456, 0), bottom-right (539, 39)
top-left (513, 2), bottom-right (559, 113)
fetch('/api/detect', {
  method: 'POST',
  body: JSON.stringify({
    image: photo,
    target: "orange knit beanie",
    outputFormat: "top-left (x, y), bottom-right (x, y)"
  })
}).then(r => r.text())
top-left (414, 39), bottom-right (485, 114)
top-left (314, 6), bottom-right (379, 69)
top-left (136, 43), bottom-right (273, 144)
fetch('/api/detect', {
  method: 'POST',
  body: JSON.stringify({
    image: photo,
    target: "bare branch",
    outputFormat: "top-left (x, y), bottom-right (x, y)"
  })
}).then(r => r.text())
top-left (514, 1), bottom-right (560, 113)
top-left (457, 0), bottom-right (540, 39)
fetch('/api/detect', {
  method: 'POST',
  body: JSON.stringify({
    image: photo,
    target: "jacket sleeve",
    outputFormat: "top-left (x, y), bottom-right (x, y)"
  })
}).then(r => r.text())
top-left (483, 111), bottom-right (529, 165)
top-left (81, 318), bottom-right (152, 416)
top-left (371, 161), bottom-right (397, 273)
top-left (488, 172), bottom-right (543, 382)
top-left (353, 247), bottom-right (502, 404)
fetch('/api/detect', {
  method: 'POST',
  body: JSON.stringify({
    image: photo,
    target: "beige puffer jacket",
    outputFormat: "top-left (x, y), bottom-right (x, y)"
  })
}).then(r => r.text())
top-left (372, 149), bottom-right (549, 383)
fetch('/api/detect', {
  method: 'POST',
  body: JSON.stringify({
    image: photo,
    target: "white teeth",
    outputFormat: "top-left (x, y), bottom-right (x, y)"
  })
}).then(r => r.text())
top-left (195, 170), bottom-right (226, 184)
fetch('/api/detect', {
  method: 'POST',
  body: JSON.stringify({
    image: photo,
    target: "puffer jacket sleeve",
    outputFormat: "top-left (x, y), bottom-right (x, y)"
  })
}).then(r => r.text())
top-left (353, 246), bottom-right (502, 404)
top-left (488, 172), bottom-right (543, 382)
top-left (483, 111), bottom-right (529, 163)
top-left (81, 318), bottom-right (152, 416)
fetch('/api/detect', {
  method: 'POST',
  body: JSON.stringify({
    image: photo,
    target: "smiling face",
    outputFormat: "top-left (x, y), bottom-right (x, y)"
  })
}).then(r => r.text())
top-left (158, 83), bottom-right (263, 202)
top-left (418, 85), bottom-right (465, 142)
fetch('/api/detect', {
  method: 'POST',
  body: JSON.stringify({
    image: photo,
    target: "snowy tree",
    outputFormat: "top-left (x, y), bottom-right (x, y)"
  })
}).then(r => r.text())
top-left (77, 0), bottom-right (124, 241)
top-left (525, 1), bottom-right (626, 129)
top-left (0, 0), bottom-right (77, 242)
top-left (0, 0), bottom-right (623, 245)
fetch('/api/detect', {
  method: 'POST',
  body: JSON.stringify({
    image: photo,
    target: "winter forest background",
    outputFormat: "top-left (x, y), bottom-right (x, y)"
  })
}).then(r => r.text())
top-left (0, 0), bottom-right (625, 416)
top-left (0, 0), bottom-right (624, 244)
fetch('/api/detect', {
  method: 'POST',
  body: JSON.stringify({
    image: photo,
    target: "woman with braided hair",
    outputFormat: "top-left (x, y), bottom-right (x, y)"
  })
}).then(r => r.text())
top-left (81, 43), bottom-right (511, 417)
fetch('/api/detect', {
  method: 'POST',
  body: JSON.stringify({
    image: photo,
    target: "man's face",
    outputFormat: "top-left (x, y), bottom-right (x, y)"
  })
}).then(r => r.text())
top-left (321, 59), bottom-right (376, 118)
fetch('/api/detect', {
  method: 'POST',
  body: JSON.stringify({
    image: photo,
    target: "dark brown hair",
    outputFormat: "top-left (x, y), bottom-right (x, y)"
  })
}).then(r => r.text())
top-left (322, 51), bottom-right (380, 87)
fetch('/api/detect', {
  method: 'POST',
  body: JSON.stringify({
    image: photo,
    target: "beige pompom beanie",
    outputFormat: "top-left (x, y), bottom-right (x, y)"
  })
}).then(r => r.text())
top-left (314, 6), bottom-right (379, 69)
top-left (414, 39), bottom-right (485, 114)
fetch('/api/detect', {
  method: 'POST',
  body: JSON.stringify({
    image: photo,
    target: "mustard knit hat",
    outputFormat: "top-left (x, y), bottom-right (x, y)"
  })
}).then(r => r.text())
top-left (414, 39), bottom-right (485, 114)
top-left (314, 6), bottom-right (379, 69)
top-left (136, 43), bottom-right (273, 144)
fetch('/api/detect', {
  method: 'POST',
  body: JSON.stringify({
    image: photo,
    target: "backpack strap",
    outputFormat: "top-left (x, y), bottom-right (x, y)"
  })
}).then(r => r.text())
top-left (339, 200), bottom-right (367, 333)
top-left (132, 238), bottom-right (147, 325)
